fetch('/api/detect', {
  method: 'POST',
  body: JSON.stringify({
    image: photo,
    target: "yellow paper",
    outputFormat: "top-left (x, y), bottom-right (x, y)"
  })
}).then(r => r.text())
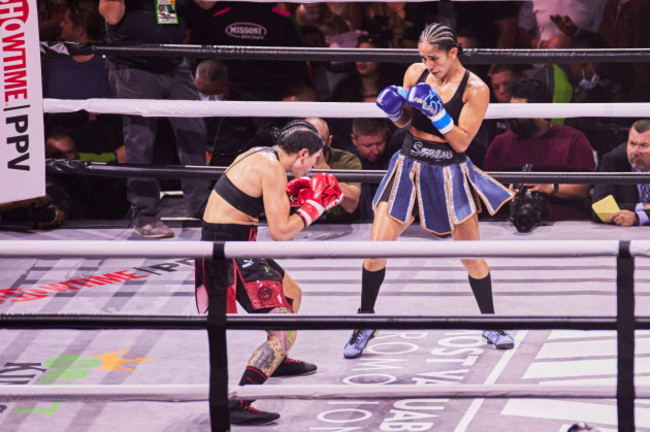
top-left (592, 195), bottom-right (620, 223)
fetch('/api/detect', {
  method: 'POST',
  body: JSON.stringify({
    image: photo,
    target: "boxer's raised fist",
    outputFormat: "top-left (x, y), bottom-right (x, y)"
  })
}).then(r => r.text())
top-left (296, 173), bottom-right (343, 226)
top-left (376, 85), bottom-right (408, 121)
top-left (406, 83), bottom-right (454, 134)
top-left (286, 176), bottom-right (312, 207)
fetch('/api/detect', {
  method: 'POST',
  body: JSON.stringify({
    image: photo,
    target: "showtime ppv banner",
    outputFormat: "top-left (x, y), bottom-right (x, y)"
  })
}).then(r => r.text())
top-left (0, 0), bottom-right (44, 204)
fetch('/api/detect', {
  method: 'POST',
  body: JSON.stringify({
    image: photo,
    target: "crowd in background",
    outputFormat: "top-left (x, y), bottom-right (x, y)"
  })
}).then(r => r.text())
top-left (3, 0), bottom-right (649, 234)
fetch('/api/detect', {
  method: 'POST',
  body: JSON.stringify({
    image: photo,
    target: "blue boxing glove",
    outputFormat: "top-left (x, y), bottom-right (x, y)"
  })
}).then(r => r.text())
top-left (406, 83), bottom-right (454, 134)
top-left (376, 85), bottom-right (408, 121)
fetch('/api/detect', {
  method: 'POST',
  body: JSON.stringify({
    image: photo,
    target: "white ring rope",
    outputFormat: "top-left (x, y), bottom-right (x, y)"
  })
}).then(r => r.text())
top-left (0, 385), bottom-right (208, 402)
top-left (1, 384), bottom-right (650, 401)
top-left (0, 240), bottom-right (636, 259)
top-left (223, 240), bottom-right (624, 259)
top-left (230, 384), bottom-right (640, 400)
top-left (43, 99), bottom-right (650, 119)
top-left (0, 241), bottom-right (215, 259)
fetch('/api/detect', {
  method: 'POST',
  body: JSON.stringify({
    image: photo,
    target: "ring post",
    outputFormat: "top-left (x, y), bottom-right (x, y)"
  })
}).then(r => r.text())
top-left (617, 240), bottom-right (635, 431)
top-left (205, 246), bottom-right (230, 432)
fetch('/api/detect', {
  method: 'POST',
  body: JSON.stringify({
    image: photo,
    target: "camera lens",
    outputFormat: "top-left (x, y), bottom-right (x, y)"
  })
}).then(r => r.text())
top-left (31, 205), bottom-right (57, 228)
top-left (514, 215), bottom-right (534, 232)
top-left (513, 204), bottom-right (536, 232)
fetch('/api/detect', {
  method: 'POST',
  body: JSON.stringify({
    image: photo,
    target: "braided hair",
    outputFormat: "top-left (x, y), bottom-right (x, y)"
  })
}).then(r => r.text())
top-left (275, 119), bottom-right (325, 155)
top-left (418, 23), bottom-right (463, 55)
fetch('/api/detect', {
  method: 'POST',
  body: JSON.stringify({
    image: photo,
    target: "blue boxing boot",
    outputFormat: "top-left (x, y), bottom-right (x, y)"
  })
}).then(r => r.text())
top-left (344, 328), bottom-right (377, 359)
top-left (345, 268), bottom-right (385, 359)
top-left (482, 330), bottom-right (514, 350)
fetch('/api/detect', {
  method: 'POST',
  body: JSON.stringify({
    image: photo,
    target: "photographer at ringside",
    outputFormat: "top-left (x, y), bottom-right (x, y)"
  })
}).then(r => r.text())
top-left (0, 196), bottom-right (65, 230)
top-left (509, 163), bottom-right (545, 232)
top-left (484, 79), bottom-right (595, 222)
top-left (44, 127), bottom-right (129, 221)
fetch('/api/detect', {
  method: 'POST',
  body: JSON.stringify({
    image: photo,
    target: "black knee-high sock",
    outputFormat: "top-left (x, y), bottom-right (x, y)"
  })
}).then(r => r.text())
top-left (233, 366), bottom-right (268, 407)
top-left (469, 273), bottom-right (494, 314)
top-left (239, 366), bottom-right (268, 386)
top-left (360, 267), bottom-right (386, 313)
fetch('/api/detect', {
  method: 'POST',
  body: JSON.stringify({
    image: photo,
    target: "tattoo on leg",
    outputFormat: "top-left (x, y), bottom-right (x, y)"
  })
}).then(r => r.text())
top-left (246, 307), bottom-right (297, 376)
top-left (287, 329), bottom-right (296, 347)
top-left (248, 338), bottom-right (284, 376)
top-left (268, 307), bottom-right (296, 352)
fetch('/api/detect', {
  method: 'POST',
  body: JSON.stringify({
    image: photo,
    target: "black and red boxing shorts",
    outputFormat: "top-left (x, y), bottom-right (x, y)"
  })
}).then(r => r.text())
top-left (195, 222), bottom-right (290, 314)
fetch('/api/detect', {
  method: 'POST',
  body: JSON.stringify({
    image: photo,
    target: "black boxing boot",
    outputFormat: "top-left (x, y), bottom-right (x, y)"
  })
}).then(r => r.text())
top-left (228, 399), bottom-right (280, 425)
top-left (271, 357), bottom-right (317, 377)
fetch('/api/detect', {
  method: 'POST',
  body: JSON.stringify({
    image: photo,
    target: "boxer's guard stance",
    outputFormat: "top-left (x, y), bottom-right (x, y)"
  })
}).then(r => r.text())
top-left (343, 23), bottom-right (515, 359)
top-left (195, 120), bottom-right (343, 425)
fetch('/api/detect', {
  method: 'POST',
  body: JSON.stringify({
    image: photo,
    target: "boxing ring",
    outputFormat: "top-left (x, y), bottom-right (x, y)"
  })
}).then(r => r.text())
top-left (3, 3), bottom-right (650, 429)
top-left (2, 224), bottom-right (650, 432)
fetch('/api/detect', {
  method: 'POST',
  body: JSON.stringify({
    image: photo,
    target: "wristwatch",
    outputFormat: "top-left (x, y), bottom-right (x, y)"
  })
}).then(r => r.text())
top-left (551, 183), bottom-right (559, 195)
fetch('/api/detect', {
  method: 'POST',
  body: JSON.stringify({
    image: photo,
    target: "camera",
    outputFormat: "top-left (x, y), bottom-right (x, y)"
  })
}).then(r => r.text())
top-left (31, 205), bottom-right (56, 227)
top-left (509, 164), bottom-right (544, 233)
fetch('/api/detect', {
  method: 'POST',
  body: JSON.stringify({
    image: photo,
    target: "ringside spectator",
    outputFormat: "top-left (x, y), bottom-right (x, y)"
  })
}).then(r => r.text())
top-left (45, 127), bottom-right (129, 220)
top-left (191, 2), bottom-right (311, 101)
top-left (194, 60), bottom-right (264, 168)
top-left (307, 117), bottom-right (362, 222)
top-left (484, 79), bottom-right (596, 221)
top-left (43, 1), bottom-right (123, 167)
top-left (100, 0), bottom-right (212, 238)
top-left (592, 119), bottom-right (650, 227)
top-left (549, 0), bottom-right (650, 102)
top-left (350, 118), bottom-right (400, 221)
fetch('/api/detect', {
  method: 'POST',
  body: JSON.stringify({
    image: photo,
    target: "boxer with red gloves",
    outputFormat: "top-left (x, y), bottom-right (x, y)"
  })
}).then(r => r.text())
top-left (286, 173), bottom-right (343, 226)
top-left (196, 120), bottom-right (342, 426)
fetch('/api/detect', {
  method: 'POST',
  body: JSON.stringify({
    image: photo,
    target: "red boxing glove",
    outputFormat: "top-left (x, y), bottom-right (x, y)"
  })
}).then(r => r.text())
top-left (295, 187), bottom-right (312, 206)
top-left (286, 176), bottom-right (312, 207)
top-left (296, 173), bottom-right (343, 226)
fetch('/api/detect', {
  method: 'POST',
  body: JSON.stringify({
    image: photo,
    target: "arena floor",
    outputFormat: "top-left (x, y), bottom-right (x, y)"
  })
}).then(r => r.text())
top-left (1, 206), bottom-right (649, 431)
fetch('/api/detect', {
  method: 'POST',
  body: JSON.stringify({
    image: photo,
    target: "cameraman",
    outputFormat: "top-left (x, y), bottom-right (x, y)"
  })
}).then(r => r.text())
top-left (484, 79), bottom-right (596, 221)
top-left (0, 196), bottom-right (65, 229)
top-left (45, 127), bottom-right (129, 220)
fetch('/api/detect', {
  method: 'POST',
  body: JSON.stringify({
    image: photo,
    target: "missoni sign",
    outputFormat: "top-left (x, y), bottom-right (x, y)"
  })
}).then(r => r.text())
top-left (225, 22), bottom-right (267, 40)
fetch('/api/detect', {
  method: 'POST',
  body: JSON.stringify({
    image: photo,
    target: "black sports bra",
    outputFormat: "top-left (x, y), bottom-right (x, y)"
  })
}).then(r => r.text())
top-left (213, 147), bottom-right (279, 218)
top-left (410, 69), bottom-right (470, 138)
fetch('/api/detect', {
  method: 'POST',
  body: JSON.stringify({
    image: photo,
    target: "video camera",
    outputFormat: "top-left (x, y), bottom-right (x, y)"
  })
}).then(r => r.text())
top-left (30, 205), bottom-right (56, 228)
top-left (509, 164), bottom-right (544, 233)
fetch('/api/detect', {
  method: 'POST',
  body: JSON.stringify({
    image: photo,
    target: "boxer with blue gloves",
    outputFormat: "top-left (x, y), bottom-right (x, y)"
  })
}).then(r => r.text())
top-left (344, 22), bottom-right (516, 360)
